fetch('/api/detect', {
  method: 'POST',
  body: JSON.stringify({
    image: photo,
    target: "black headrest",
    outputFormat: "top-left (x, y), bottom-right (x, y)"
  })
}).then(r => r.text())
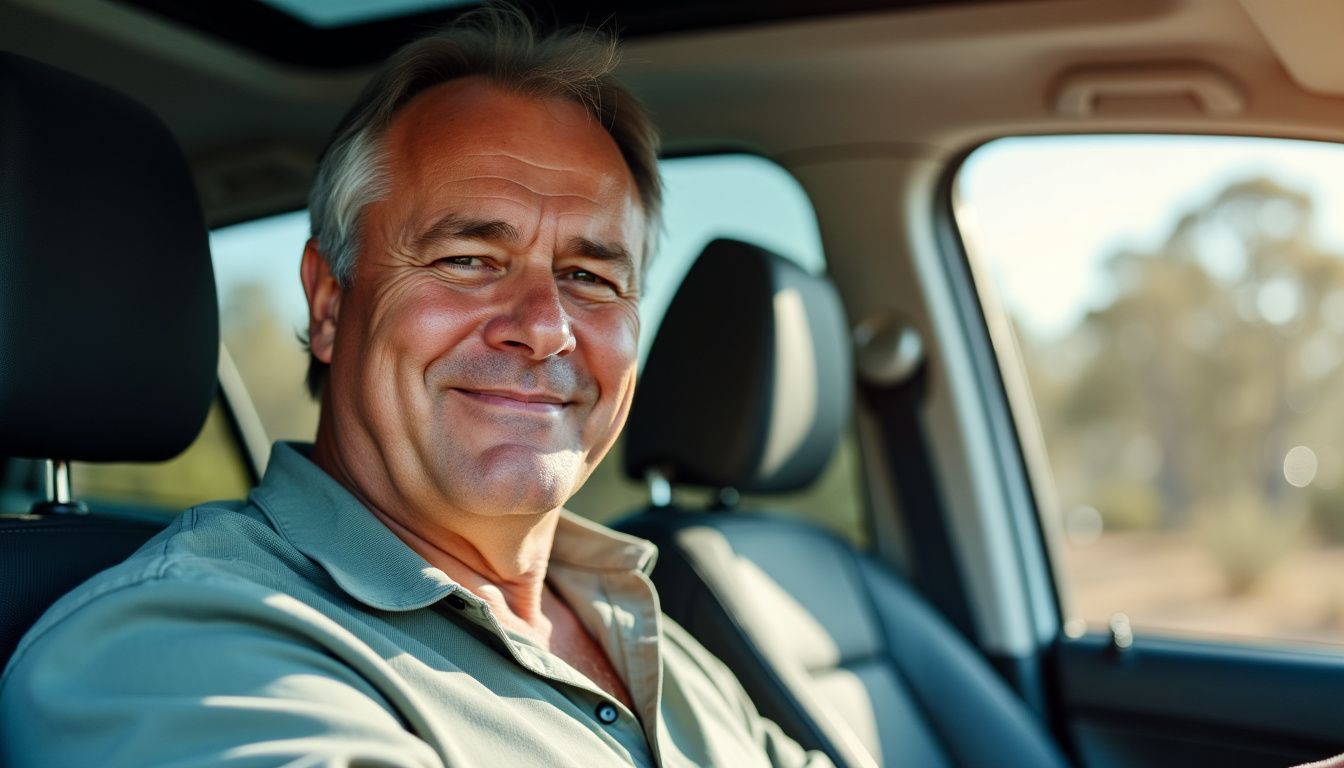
top-left (624, 239), bottom-right (852, 494)
top-left (0, 53), bottom-right (217, 462)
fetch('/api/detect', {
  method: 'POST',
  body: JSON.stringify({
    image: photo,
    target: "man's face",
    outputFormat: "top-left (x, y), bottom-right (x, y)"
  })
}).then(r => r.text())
top-left (305, 77), bottom-right (645, 527)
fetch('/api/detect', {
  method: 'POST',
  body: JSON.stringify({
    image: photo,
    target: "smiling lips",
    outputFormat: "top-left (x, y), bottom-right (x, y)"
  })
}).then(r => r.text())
top-left (452, 387), bottom-right (570, 413)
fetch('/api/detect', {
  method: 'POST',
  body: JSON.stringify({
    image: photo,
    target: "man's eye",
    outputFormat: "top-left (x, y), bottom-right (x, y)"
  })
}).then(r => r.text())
top-left (564, 270), bottom-right (626, 294)
top-left (435, 256), bottom-right (485, 268)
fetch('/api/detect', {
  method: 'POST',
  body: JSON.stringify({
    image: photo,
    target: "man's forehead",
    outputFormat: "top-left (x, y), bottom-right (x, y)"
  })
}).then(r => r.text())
top-left (387, 78), bottom-right (622, 181)
top-left (377, 78), bottom-right (648, 264)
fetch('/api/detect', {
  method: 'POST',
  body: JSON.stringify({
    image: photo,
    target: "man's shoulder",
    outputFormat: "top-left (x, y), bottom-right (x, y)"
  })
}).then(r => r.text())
top-left (90, 498), bottom-right (303, 586)
top-left (0, 500), bottom-right (438, 768)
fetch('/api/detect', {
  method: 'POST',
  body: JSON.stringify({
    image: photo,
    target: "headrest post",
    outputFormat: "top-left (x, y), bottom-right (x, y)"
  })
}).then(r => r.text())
top-left (34, 460), bottom-right (87, 516)
top-left (646, 468), bottom-right (672, 508)
top-left (45, 459), bottom-right (71, 504)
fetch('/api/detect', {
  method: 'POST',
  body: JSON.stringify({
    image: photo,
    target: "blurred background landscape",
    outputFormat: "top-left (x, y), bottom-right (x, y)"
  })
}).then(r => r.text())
top-left (963, 136), bottom-right (1344, 648)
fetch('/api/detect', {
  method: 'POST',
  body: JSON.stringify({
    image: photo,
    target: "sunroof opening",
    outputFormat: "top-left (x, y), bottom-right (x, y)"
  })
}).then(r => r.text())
top-left (258, 0), bottom-right (478, 28)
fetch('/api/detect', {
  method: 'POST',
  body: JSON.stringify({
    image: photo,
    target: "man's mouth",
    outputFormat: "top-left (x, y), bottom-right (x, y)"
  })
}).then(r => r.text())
top-left (451, 387), bottom-right (570, 413)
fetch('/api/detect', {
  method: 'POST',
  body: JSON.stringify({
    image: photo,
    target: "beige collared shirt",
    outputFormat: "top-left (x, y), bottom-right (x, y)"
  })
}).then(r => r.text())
top-left (1, 442), bottom-right (830, 768)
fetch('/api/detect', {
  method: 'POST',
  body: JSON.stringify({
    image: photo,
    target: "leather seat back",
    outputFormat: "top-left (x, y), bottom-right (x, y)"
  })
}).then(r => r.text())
top-left (619, 239), bottom-right (1070, 768)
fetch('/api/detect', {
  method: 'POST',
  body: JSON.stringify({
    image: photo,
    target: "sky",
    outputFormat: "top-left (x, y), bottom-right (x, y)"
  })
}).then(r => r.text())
top-left (956, 135), bottom-right (1344, 340)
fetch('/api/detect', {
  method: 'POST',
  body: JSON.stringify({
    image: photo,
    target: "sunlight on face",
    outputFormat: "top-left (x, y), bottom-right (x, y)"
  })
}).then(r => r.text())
top-left (310, 79), bottom-right (646, 528)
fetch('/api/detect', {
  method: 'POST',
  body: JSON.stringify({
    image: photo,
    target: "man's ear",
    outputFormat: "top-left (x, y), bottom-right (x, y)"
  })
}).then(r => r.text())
top-left (301, 239), bottom-right (342, 365)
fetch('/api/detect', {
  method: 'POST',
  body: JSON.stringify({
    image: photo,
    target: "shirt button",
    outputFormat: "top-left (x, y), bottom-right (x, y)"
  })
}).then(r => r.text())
top-left (595, 702), bottom-right (619, 724)
top-left (445, 594), bottom-right (468, 610)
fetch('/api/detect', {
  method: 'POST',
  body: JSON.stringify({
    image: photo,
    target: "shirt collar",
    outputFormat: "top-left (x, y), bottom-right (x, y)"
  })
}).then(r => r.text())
top-left (551, 509), bottom-right (659, 577)
top-left (250, 442), bottom-right (658, 611)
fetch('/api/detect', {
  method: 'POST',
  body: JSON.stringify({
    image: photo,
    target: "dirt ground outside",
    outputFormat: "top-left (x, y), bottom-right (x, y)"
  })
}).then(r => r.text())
top-left (1062, 531), bottom-right (1344, 650)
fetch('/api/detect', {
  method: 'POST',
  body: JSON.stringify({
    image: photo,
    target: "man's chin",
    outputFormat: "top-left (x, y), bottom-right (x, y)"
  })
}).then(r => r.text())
top-left (447, 447), bottom-right (586, 516)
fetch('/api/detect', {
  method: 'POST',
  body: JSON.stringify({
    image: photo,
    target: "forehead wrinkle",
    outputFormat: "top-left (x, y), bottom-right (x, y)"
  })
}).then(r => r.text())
top-left (413, 213), bottom-right (521, 253)
top-left (448, 176), bottom-right (602, 207)
top-left (458, 151), bottom-right (596, 173)
top-left (433, 152), bottom-right (626, 200)
top-left (409, 195), bottom-right (595, 237)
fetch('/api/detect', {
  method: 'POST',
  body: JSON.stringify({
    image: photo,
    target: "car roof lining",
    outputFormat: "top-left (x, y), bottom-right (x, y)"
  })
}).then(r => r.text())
top-left (5, 0), bottom-right (1344, 227)
top-left (111, 0), bottom-right (1001, 68)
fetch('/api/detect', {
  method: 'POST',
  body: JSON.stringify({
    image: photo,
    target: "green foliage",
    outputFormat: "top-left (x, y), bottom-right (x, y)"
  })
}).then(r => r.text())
top-left (1028, 175), bottom-right (1344, 594)
top-left (1195, 492), bottom-right (1306, 596)
top-left (1310, 487), bottom-right (1344, 544)
top-left (1094, 482), bottom-right (1159, 531)
top-left (222, 283), bottom-right (319, 441)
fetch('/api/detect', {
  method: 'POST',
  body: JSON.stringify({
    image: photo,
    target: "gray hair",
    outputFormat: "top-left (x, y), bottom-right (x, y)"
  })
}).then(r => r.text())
top-left (306, 5), bottom-right (662, 395)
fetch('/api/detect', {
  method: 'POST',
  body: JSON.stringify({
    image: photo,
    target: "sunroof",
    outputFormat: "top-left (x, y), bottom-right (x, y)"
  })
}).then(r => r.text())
top-left (121, 0), bottom-right (995, 68)
top-left (258, 0), bottom-right (477, 28)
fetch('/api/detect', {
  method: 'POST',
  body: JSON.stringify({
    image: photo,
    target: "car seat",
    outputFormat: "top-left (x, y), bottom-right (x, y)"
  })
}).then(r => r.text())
top-left (617, 238), bottom-right (1071, 768)
top-left (0, 53), bottom-right (218, 670)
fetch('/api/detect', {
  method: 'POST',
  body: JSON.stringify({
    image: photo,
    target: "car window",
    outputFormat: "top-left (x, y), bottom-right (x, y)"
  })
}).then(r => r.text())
top-left (212, 153), bottom-right (867, 545)
top-left (956, 135), bottom-right (1344, 650)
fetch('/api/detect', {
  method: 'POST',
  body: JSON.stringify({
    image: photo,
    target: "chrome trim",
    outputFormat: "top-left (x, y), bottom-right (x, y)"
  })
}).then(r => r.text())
top-left (45, 459), bottom-right (73, 505)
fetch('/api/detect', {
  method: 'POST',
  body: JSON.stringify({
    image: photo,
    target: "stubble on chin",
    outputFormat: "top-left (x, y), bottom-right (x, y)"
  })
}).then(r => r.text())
top-left (418, 350), bottom-right (600, 517)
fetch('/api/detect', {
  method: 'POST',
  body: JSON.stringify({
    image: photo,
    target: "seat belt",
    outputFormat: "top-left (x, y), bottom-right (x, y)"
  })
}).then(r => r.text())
top-left (861, 365), bottom-right (977, 641)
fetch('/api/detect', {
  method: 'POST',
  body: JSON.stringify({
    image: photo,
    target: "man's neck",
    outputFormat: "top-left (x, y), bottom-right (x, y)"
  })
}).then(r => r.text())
top-left (308, 436), bottom-right (634, 708)
top-left (309, 433), bottom-right (560, 628)
top-left (368, 502), bottom-right (559, 627)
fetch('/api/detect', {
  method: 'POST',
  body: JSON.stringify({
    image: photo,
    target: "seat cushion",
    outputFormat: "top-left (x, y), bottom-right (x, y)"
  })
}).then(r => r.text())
top-left (0, 515), bottom-right (165, 669)
top-left (619, 507), bottom-right (1071, 768)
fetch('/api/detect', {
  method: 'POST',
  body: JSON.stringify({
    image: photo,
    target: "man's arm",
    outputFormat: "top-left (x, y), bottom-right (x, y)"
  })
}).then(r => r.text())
top-left (0, 571), bottom-right (443, 768)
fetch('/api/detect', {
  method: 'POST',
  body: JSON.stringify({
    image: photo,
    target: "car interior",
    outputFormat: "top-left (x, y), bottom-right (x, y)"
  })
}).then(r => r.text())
top-left (617, 237), bottom-right (1069, 768)
top-left (4, 0), bottom-right (1344, 766)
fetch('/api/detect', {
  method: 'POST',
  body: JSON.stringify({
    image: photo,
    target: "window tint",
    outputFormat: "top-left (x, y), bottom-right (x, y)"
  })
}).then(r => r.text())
top-left (957, 135), bottom-right (1344, 649)
top-left (212, 154), bottom-right (866, 544)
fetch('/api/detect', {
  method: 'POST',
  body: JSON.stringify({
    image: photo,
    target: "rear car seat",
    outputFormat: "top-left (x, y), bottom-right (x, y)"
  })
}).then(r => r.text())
top-left (617, 238), bottom-right (1072, 768)
top-left (0, 52), bottom-right (217, 670)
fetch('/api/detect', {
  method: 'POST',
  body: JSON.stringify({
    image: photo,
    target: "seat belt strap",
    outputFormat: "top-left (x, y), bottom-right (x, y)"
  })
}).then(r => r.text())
top-left (862, 366), bottom-right (978, 641)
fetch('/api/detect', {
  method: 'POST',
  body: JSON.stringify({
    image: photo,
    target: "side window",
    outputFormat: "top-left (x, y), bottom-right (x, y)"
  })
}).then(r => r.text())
top-left (212, 211), bottom-right (321, 443)
top-left (212, 154), bottom-right (867, 545)
top-left (956, 135), bottom-right (1344, 649)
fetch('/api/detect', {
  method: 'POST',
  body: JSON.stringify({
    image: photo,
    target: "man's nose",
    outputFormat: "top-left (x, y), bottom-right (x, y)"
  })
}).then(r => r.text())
top-left (483, 268), bottom-right (577, 359)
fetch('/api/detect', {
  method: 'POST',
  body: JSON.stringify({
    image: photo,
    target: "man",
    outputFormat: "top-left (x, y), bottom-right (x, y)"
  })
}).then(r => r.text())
top-left (0, 7), bottom-right (830, 768)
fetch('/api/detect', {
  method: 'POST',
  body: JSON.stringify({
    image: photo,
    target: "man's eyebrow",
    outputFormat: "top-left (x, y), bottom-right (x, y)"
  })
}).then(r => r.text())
top-left (568, 236), bottom-right (634, 271)
top-left (414, 214), bottom-right (520, 251)
top-left (414, 215), bottom-right (635, 274)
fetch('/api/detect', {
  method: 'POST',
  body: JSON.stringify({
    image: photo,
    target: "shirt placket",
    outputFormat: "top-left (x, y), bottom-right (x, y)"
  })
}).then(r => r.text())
top-left (438, 586), bottom-right (658, 768)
